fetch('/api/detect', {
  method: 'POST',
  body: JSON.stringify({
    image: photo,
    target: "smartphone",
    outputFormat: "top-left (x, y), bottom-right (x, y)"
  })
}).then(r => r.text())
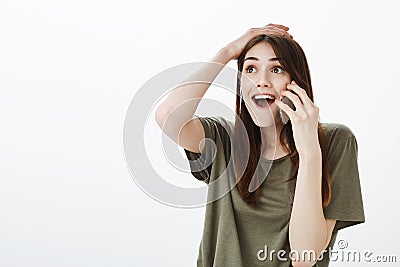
top-left (279, 96), bottom-right (296, 124)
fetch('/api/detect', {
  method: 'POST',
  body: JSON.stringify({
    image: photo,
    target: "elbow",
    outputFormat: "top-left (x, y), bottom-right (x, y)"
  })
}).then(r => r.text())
top-left (155, 106), bottom-right (170, 129)
top-left (289, 247), bottom-right (322, 267)
top-left (291, 260), bottom-right (316, 267)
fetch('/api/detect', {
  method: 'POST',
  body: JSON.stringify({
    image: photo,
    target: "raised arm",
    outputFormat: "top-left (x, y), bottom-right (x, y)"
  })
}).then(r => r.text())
top-left (155, 48), bottom-right (232, 153)
top-left (155, 24), bottom-right (291, 153)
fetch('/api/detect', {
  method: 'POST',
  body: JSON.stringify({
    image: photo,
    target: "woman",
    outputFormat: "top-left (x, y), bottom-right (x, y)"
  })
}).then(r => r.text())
top-left (155, 24), bottom-right (365, 267)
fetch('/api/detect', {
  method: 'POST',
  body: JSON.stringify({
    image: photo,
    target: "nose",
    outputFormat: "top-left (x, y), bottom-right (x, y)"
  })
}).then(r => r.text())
top-left (256, 71), bottom-right (272, 88)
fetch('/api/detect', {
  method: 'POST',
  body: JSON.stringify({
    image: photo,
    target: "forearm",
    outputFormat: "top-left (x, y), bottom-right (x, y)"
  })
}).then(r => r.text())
top-left (289, 145), bottom-right (327, 265)
top-left (155, 47), bottom-right (232, 131)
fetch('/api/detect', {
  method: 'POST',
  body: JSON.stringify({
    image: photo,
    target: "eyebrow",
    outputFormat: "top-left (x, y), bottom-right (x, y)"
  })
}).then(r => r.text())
top-left (243, 56), bottom-right (282, 62)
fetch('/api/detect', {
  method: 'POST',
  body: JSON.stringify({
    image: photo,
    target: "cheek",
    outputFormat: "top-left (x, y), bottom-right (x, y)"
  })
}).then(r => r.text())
top-left (275, 79), bottom-right (291, 92)
top-left (240, 76), bottom-right (254, 96)
top-left (241, 79), bottom-right (252, 88)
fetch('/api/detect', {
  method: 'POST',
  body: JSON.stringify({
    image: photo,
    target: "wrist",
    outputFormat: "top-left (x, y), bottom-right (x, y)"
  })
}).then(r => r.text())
top-left (217, 46), bottom-right (235, 62)
top-left (298, 142), bottom-right (322, 162)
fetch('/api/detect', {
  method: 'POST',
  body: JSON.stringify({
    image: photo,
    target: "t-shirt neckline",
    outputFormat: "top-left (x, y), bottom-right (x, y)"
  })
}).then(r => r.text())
top-left (260, 153), bottom-right (290, 163)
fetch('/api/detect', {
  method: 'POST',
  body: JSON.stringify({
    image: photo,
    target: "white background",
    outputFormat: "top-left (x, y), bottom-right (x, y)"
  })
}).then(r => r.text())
top-left (1, 0), bottom-right (399, 266)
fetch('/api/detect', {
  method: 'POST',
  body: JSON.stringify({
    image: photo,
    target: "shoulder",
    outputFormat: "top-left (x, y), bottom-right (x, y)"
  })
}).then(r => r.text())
top-left (196, 115), bottom-right (234, 136)
top-left (320, 122), bottom-right (359, 161)
top-left (320, 122), bottom-right (356, 144)
top-left (211, 116), bottom-right (234, 129)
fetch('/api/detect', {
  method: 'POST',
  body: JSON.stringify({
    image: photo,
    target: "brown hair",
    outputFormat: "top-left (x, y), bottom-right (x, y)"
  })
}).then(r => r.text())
top-left (233, 34), bottom-right (331, 208)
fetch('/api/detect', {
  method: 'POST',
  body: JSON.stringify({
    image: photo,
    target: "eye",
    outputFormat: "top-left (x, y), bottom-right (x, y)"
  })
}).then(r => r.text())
top-left (245, 65), bottom-right (256, 73)
top-left (272, 66), bottom-right (284, 74)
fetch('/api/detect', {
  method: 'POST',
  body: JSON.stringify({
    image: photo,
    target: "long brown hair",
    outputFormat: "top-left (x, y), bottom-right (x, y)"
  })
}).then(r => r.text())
top-left (233, 34), bottom-right (331, 208)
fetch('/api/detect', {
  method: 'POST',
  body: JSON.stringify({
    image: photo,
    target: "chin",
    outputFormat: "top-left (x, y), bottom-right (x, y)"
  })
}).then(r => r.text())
top-left (251, 115), bottom-right (277, 128)
top-left (245, 103), bottom-right (279, 128)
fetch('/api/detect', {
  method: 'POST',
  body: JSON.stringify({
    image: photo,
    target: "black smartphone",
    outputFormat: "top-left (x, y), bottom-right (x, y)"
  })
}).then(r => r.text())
top-left (279, 96), bottom-right (296, 124)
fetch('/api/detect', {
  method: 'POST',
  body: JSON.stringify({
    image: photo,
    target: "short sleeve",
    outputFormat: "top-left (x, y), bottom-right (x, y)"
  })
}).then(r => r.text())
top-left (183, 116), bottom-right (232, 185)
top-left (323, 124), bottom-right (365, 232)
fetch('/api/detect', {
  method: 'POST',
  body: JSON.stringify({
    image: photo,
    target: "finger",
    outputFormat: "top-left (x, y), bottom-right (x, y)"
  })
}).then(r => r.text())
top-left (280, 90), bottom-right (304, 112)
top-left (256, 27), bottom-right (291, 37)
top-left (286, 81), bottom-right (314, 110)
top-left (256, 26), bottom-right (286, 32)
top-left (265, 23), bottom-right (289, 31)
top-left (275, 100), bottom-right (297, 121)
top-left (263, 24), bottom-right (292, 39)
top-left (265, 29), bottom-right (290, 36)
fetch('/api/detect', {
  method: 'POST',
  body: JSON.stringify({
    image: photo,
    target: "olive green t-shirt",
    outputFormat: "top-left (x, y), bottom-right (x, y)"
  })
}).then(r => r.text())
top-left (184, 116), bottom-right (365, 267)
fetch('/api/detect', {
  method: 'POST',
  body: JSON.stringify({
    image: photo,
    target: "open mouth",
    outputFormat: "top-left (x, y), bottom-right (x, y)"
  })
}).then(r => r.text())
top-left (251, 94), bottom-right (276, 109)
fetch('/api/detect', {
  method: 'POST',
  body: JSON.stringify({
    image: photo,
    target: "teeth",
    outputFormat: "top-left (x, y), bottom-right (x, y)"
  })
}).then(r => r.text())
top-left (254, 94), bottom-right (275, 100)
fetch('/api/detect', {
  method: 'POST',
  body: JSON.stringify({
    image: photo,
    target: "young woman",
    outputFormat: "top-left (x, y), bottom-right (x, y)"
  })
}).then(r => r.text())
top-left (155, 24), bottom-right (365, 267)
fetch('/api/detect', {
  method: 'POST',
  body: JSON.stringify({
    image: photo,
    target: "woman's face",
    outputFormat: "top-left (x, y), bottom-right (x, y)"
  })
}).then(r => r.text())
top-left (241, 42), bottom-right (291, 127)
